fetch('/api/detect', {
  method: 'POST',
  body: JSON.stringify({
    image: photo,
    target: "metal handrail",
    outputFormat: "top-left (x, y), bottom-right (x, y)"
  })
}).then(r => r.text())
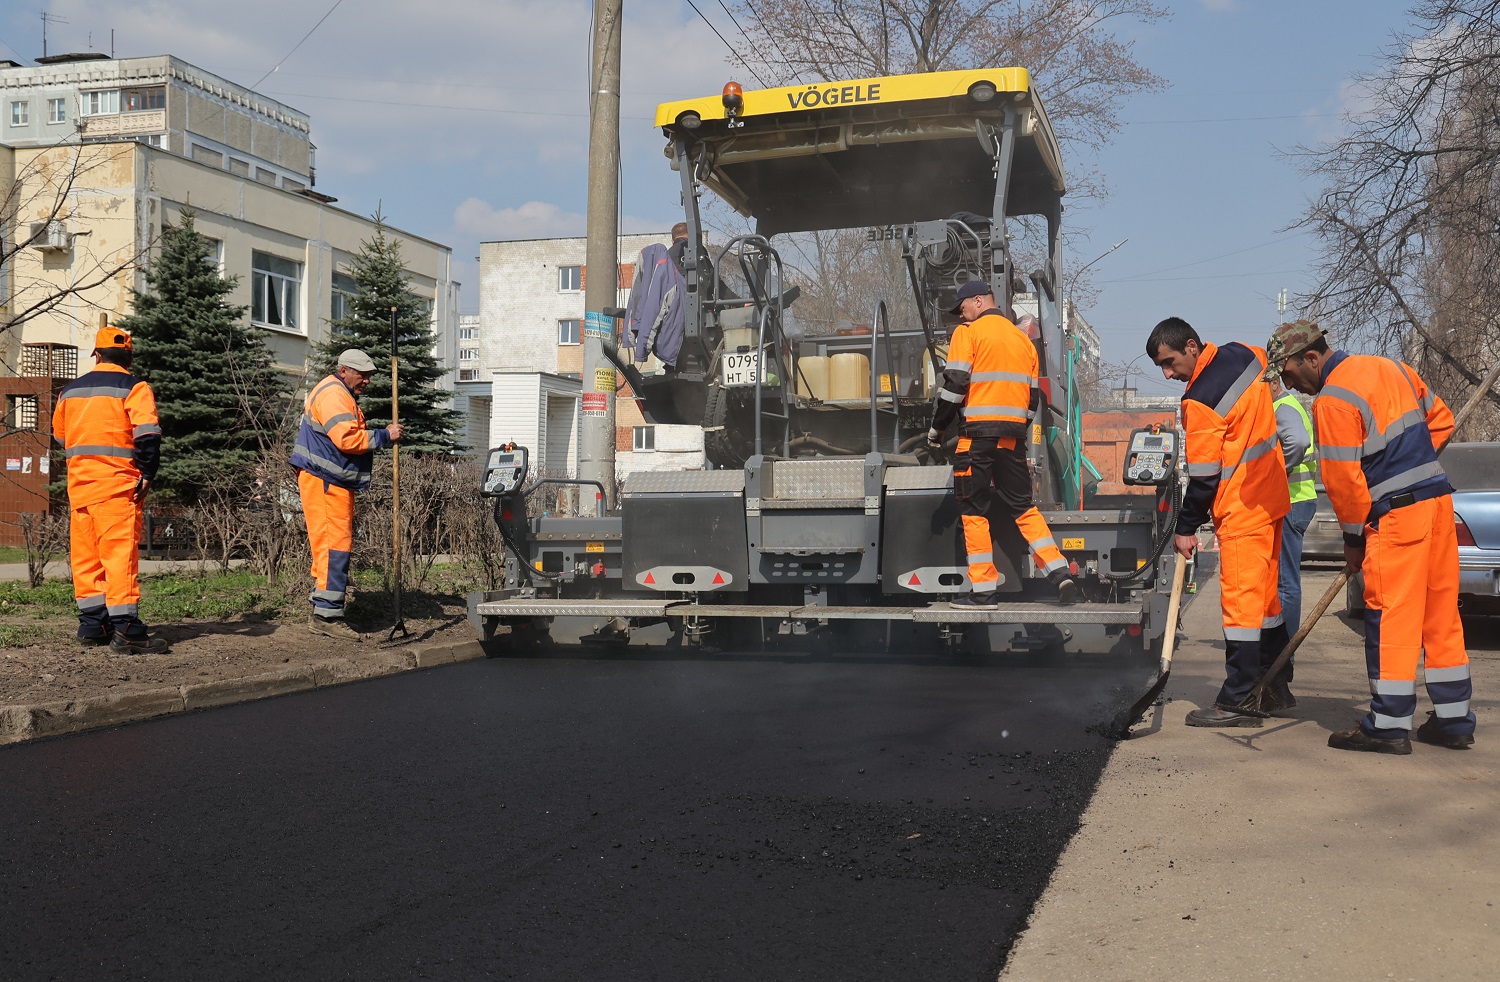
top-left (522, 478), bottom-right (610, 518)
top-left (868, 300), bottom-right (902, 454)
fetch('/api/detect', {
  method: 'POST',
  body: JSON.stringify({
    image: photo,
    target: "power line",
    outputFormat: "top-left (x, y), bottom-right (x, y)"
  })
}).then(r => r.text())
top-left (252, 0), bottom-right (347, 89)
top-left (742, 0), bottom-right (802, 84)
top-left (263, 89), bottom-right (656, 121)
top-left (683, 0), bottom-right (771, 88)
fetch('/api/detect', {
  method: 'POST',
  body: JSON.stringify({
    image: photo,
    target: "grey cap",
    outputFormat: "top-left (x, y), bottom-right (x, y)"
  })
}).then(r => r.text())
top-left (338, 348), bottom-right (377, 372)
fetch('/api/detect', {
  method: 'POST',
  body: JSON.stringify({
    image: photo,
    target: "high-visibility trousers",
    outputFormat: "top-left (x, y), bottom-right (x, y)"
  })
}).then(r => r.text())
top-left (70, 490), bottom-right (145, 640)
top-left (952, 435), bottom-right (1068, 593)
top-left (1215, 521), bottom-right (1288, 707)
top-left (1361, 494), bottom-right (1474, 738)
top-left (298, 469), bottom-right (355, 620)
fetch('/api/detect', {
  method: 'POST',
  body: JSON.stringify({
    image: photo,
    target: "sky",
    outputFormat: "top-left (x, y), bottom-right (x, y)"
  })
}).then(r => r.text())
top-left (1, 0), bottom-right (1424, 394)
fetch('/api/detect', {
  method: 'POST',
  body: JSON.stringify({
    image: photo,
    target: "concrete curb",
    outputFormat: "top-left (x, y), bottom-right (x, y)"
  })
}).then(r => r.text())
top-left (0, 636), bottom-right (487, 747)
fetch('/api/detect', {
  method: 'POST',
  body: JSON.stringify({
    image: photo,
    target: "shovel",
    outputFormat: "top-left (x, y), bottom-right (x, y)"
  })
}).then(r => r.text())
top-left (1236, 565), bottom-right (1352, 717)
top-left (1113, 554), bottom-right (1188, 737)
top-left (383, 305), bottom-right (413, 646)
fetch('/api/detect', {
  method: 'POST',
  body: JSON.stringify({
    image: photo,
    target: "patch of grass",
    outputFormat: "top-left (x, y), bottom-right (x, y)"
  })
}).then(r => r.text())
top-left (139, 569), bottom-right (291, 623)
top-left (0, 578), bottom-right (76, 614)
top-left (0, 546), bottom-right (30, 564)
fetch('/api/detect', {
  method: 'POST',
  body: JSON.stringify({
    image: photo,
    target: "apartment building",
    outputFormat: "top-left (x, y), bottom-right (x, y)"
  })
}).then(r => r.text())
top-left (472, 234), bottom-right (705, 479)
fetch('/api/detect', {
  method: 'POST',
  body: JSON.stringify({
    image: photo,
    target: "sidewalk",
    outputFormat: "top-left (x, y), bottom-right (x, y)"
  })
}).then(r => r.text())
top-left (0, 559), bottom-right (247, 581)
top-left (1001, 568), bottom-right (1499, 981)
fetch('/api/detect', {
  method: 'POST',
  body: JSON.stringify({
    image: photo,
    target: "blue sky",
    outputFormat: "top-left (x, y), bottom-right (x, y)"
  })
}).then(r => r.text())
top-left (2, 1), bottom-right (1420, 393)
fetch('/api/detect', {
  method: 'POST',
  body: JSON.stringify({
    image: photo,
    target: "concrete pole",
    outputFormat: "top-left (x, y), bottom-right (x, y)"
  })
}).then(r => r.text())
top-left (580, 0), bottom-right (622, 508)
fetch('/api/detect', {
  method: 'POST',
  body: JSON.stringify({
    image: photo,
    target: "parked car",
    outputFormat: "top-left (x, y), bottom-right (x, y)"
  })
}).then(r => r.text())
top-left (1344, 442), bottom-right (1500, 616)
top-left (1303, 485), bottom-right (1345, 563)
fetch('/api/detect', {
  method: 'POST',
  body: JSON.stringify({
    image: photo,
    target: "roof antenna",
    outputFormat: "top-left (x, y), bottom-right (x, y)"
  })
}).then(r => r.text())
top-left (41, 12), bottom-right (70, 59)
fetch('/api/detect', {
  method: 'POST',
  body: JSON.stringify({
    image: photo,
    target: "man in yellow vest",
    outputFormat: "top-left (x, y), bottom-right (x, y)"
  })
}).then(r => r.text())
top-left (1268, 360), bottom-right (1318, 713)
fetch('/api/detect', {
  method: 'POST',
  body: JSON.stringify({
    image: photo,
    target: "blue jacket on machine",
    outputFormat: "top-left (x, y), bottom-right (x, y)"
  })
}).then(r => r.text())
top-left (625, 242), bottom-right (685, 368)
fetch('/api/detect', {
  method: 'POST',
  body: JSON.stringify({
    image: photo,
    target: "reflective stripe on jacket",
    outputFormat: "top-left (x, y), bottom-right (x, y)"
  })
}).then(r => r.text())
top-left (1177, 341), bottom-right (1290, 538)
top-left (289, 374), bottom-right (388, 491)
top-left (51, 364), bottom-right (161, 508)
top-left (930, 308), bottom-right (1037, 440)
top-left (1274, 392), bottom-right (1318, 503)
top-left (1313, 351), bottom-right (1453, 544)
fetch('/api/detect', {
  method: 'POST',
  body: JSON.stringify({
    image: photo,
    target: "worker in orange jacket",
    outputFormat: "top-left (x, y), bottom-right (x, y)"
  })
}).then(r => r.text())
top-left (51, 326), bottom-right (168, 654)
top-left (927, 280), bottom-right (1077, 608)
top-left (290, 349), bottom-right (403, 640)
top-left (1268, 321), bottom-right (1475, 754)
top-left (1147, 317), bottom-right (1291, 726)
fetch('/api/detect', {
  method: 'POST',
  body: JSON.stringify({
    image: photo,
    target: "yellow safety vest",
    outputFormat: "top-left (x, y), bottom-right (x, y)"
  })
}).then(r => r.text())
top-left (1275, 392), bottom-right (1317, 503)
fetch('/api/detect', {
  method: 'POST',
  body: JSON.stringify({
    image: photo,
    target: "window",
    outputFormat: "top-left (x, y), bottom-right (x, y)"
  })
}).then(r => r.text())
top-left (82, 90), bottom-right (119, 116)
top-left (251, 251), bottom-right (302, 331)
top-left (121, 87), bottom-right (165, 112)
top-left (458, 325), bottom-right (479, 341)
top-left (559, 265), bottom-right (582, 292)
top-left (331, 271), bottom-right (358, 326)
top-left (557, 318), bottom-right (581, 345)
top-left (47, 98), bottom-right (65, 124)
top-left (228, 157), bottom-right (250, 177)
top-left (255, 167), bottom-right (277, 186)
top-left (7, 394), bottom-right (39, 431)
top-left (9, 101), bottom-right (27, 126)
top-left (458, 368), bottom-right (480, 382)
top-left (633, 426), bottom-right (656, 452)
top-left (459, 348), bottom-right (480, 361)
top-left (201, 236), bottom-right (224, 271)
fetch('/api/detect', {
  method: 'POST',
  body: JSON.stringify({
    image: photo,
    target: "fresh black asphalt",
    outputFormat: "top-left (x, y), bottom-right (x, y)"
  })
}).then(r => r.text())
top-left (0, 638), bottom-right (1154, 981)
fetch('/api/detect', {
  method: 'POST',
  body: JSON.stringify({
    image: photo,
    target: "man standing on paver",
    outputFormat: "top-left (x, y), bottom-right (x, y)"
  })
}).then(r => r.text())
top-left (1147, 317), bottom-right (1291, 726)
top-left (928, 280), bottom-right (1077, 608)
top-left (290, 349), bottom-right (403, 640)
top-left (51, 325), bottom-right (169, 654)
top-left (1268, 321), bottom-right (1475, 754)
top-left (1270, 348), bottom-right (1319, 692)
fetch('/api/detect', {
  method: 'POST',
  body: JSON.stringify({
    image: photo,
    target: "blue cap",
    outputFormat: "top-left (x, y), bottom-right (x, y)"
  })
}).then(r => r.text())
top-left (946, 279), bottom-right (994, 314)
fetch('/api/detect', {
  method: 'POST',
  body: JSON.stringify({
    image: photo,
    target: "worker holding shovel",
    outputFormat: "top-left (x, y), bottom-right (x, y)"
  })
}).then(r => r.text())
top-left (1268, 321), bottom-right (1475, 755)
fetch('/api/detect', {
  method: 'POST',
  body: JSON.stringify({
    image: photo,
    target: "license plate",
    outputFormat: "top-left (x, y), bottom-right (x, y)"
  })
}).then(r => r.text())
top-left (721, 350), bottom-right (760, 387)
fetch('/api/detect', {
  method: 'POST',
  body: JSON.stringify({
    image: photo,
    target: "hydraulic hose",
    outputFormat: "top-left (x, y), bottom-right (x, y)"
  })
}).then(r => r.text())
top-left (1098, 473), bottom-right (1181, 583)
top-left (494, 499), bottom-right (562, 584)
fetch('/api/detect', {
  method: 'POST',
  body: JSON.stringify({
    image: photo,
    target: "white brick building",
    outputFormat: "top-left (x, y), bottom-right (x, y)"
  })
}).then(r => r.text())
top-left (469, 234), bottom-right (706, 477)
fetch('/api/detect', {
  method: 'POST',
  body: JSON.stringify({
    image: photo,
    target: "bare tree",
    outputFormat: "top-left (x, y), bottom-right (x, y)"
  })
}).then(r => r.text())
top-left (15, 512), bottom-right (67, 589)
top-left (1295, 0), bottom-right (1500, 438)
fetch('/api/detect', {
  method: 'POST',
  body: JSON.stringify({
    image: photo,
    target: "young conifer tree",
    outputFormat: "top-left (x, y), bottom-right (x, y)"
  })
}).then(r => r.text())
top-left (312, 214), bottom-right (460, 452)
top-left (118, 209), bottom-right (291, 502)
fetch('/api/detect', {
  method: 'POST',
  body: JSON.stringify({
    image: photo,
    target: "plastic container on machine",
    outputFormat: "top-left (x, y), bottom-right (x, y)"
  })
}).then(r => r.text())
top-left (829, 352), bottom-right (871, 400)
top-left (797, 355), bottom-right (831, 400)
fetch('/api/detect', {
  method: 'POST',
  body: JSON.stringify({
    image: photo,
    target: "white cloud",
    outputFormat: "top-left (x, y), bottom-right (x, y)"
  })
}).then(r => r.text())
top-left (452, 199), bottom-right (587, 241)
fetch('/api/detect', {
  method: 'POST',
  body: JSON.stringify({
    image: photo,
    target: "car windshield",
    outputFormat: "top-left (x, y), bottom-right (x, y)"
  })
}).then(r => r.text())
top-left (1442, 443), bottom-right (1500, 491)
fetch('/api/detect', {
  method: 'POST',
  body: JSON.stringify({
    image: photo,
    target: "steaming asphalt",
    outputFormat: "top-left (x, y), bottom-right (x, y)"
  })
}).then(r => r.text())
top-left (0, 621), bottom-right (1169, 980)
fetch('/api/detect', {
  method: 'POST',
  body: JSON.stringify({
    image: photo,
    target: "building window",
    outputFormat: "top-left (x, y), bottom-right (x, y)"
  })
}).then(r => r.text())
top-left (459, 347), bottom-right (479, 362)
top-left (458, 369), bottom-right (480, 381)
top-left (47, 98), bottom-right (66, 124)
top-left (9, 101), bottom-right (28, 126)
top-left (251, 251), bottom-right (302, 331)
top-left (633, 426), bottom-right (656, 452)
top-left (201, 236), bottom-right (224, 272)
top-left (331, 271), bottom-right (359, 326)
top-left (255, 167), bottom-right (277, 186)
top-left (228, 157), bottom-right (250, 177)
top-left (458, 325), bottom-right (479, 341)
top-left (557, 318), bottom-right (581, 345)
top-left (82, 90), bottom-right (119, 116)
top-left (559, 265), bottom-right (582, 292)
top-left (6, 394), bottom-right (39, 431)
top-left (121, 87), bottom-right (165, 112)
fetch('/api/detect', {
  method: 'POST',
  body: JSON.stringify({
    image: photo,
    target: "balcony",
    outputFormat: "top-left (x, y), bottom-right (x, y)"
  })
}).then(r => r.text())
top-left (80, 109), bottom-right (166, 138)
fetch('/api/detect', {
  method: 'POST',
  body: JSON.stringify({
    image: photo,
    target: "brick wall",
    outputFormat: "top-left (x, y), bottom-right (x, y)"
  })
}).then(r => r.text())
top-left (1083, 408), bottom-right (1177, 496)
top-left (0, 378), bottom-right (62, 547)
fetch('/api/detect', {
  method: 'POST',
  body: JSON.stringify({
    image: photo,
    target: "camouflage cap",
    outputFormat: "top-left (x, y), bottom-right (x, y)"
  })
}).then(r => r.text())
top-left (1263, 320), bottom-right (1325, 381)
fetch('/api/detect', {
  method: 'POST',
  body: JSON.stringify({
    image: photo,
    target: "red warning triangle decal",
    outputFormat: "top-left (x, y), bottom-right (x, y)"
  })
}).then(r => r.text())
top-left (712, 572), bottom-right (725, 585)
top-left (644, 572), bottom-right (656, 585)
top-left (908, 574), bottom-right (922, 586)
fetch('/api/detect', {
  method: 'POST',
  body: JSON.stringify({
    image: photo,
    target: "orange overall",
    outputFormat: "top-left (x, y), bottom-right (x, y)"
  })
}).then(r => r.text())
top-left (51, 364), bottom-right (161, 641)
top-left (932, 307), bottom-right (1067, 593)
top-left (1314, 352), bottom-right (1473, 739)
top-left (289, 374), bottom-right (390, 620)
top-left (1179, 342), bottom-right (1291, 706)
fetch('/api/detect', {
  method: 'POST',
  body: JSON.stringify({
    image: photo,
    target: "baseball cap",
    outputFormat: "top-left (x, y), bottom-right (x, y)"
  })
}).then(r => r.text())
top-left (338, 348), bottom-right (378, 373)
top-left (946, 279), bottom-right (994, 315)
top-left (94, 326), bottom-right (133, 351)
top-left (1263, 320), bottom-right (1324, 381)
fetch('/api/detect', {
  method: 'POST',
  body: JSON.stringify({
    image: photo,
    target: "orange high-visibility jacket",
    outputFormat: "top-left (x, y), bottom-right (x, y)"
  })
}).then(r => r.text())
top-left (931, 308), bottom-right (1037, 440)
top-left (1177, 342), bottom-right (1289, 539)
top-left (289, 374), bottom-right (390, 491)
top-left (1313, 351), bottom-right (1454, 545)
top-left (51, 363), bottom-right (162, 508)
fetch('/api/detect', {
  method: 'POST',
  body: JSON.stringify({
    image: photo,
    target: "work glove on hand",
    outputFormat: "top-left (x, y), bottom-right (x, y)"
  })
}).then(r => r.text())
top-left (926, 428), bottom-right (943, 452)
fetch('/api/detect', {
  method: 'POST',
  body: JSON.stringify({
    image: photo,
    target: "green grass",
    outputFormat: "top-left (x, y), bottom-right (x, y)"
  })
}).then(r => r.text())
top-left (0, 546), bottom-right (31, 564)
top-left (0, 569), bottom-right (291, 622)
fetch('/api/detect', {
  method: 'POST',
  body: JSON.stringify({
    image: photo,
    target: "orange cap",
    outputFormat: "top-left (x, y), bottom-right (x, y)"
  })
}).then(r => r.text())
top-left (94, 326), bottom-right (133, 351)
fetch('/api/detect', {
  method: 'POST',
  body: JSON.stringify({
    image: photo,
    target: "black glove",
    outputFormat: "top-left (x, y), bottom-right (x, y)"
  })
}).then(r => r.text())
top-left (926, 428), bottom-right (943, 452)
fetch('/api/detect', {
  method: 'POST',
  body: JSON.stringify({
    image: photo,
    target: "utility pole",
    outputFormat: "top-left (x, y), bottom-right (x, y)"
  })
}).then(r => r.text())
top-left (580, 0), bottom-right (622, 509)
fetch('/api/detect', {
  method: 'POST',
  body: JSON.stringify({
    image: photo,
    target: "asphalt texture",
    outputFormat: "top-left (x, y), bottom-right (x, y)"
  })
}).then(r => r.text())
top-left (0, 632), bottom-right (1160, 981)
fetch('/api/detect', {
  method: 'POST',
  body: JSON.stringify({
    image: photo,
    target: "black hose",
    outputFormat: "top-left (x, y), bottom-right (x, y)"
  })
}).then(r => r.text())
top-left (1097, 474), bottom-right (1181, 583)
top-left (495, 499), bottom-right (562, 584)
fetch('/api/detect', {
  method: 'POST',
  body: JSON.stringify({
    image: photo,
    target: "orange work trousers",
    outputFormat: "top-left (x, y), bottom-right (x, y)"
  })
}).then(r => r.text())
top-left (953, 435), bottom-right (1067, 594)
top-left (70, 490), bottom-right (145, 640)
top-left (298, 469), bottom-right (355, 620)
top-left (1214, 521), bottom-right (1287, 706)
top-left (1360, 494), bottom-right (1474, 738)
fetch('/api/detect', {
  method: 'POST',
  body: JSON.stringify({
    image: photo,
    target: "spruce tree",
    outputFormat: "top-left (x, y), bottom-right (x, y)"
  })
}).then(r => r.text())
top-left (312, 215), bottom-right (460, 452)
top-left (119, 210), bottom-right (291, 502)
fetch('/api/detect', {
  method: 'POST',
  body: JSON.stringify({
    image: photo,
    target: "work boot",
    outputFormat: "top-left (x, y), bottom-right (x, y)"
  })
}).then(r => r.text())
top-left (1415, 712), bottom-right (1475, 749)
top-left (109, 634), bottom-right (170, 656)
top-left (76, 633), bottom-right (112, 647)
top-left (1185, 706), bottom-right (1263, 728)
top-left (1328, 726), bottom-right (1412, 755)
top-left (1048, 569), bottom-right (1078, 605)
top-left (1261, 681), bottom-right (1297, 716)
top-left (948, 592), bottom-right (999, 610)
top-left (309, 614), bottom-right (363, 642)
